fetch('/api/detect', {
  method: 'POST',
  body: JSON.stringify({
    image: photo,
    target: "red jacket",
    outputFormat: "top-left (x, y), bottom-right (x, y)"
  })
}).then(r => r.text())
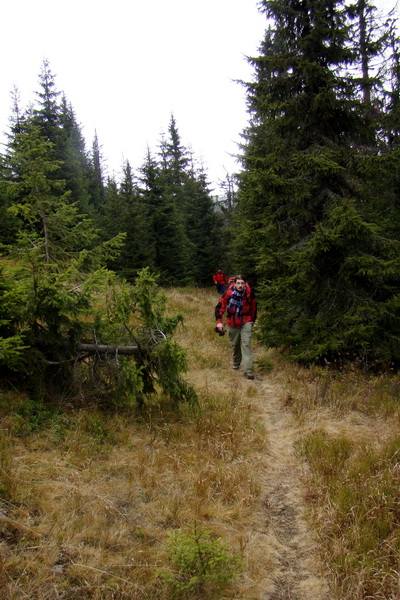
top-left (213, 271), bottom-right (227, 285)
top-left (215, 283), bottom-right (257, 328)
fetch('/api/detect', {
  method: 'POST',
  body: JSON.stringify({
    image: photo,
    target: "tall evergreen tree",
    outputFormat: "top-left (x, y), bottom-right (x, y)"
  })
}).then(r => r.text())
top-left (216, 172), bottom-right (239, 275)
top-left (101, 175), bottom-right (126, 238)
top-left (165, 114), bottom-right (190, 188)
top-left (0, 120), bottom-right (104, 389)
top-left (236, 0), bottom-right (400, 365)
top-left (139, 147), bottom-right (191, 284)
top-left (0, 122), bottom-right (194, 407)
top-left (9, 61), bottom-right (93, 219)
top-left (33, 59), bottom-right (62, 146)
top-left (58, 95), bottom-right (92, 213)
top-left (156, 115), bottom-right (227, 284)
top-left (3, 122), bottom-right (89, 262)
top-left (8, 86), bottom-right (26, 136)
top-left (185, 159), bottom-right (224, 285)
top-left (158, 116), bottom-right (193, 279)
top-left (116, 160), bottom-right (156, 279)
top-left (88, 131), bottom-right (106, 212)
top-left (0, 88), bottom-right (25, 246)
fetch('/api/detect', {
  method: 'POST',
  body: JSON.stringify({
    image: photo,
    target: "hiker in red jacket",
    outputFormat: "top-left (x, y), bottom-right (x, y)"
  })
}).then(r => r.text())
top-left (215, 275), bottom-right (257, 379)
top-left (213, 268), bottom-right (228, 295)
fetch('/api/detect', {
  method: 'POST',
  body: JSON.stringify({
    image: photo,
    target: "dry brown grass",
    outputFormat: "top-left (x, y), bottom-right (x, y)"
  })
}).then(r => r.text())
top-left (3, 286), bottom-right (398, 599)
top-left (0, 287), bottom-right (270, 599)
top-left (282, 360), bottom-right (400, 600)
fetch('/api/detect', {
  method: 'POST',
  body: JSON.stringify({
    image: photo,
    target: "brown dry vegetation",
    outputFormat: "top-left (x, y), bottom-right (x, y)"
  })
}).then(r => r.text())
top-left (0, 288), bottom-right (268, 599)
top-left (0, 287), bottom-right (399, 599)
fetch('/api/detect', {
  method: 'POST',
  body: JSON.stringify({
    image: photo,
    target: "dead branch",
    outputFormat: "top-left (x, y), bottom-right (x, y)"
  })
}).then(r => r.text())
top-left (76, 343), bottom-right (149, 356)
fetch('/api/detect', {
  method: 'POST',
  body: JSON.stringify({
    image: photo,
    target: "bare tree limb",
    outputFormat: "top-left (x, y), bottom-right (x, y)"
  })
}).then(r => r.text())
top-left (76, 343), bottom-right (148, 356)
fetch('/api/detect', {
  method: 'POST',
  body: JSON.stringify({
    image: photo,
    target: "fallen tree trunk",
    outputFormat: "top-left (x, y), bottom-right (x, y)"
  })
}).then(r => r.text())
top-left (42, 343), bottom-right (150, 365)
top-left (77, 343), bottom-right (148, 356)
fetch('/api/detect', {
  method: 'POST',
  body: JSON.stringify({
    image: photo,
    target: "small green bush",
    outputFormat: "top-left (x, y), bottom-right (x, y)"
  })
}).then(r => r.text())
top-left (161, 523), bottom-right (242, 597)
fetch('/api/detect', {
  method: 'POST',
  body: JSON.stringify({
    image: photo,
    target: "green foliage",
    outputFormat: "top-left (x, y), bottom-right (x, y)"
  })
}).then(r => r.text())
top-left (0, 255), bottom-right (197, 407)
top-left (1, 62), bottom-right (228, 287)
top-left (0, 334), bottom-right (27, 370)
top-left (132, 267), bottom-right (170, 330)
top-left (152, 339), bottom-right (198, 406)
top-left (161, 523), bottom-right (242, 597)
top-left (236, 0), bottom-right (400, 366)
top-left (133, 116), bottom-right (226, 286)
top-left (0, 115), bottom-right (196, 409)
top-left (58, 95), bottom-right (92, 213)
top-left (101, 164), bottom-right (156, 280)
top-left (0, 268), bottom-right (28, 370)
top-left (138, 145), bottom-right (193, 285)
top-left (92, 268), bottom-right (197, 408)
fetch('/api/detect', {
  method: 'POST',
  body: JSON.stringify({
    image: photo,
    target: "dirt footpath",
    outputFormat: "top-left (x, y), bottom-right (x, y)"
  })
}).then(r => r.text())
top-left (254, 376), bottom-right (330, 600)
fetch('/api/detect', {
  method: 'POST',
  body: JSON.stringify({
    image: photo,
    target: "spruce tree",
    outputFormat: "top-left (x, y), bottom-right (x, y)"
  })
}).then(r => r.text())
top-left (236, 0), bottom-right (400, 365)
top-left (58, 95), bottom-right (92, 213)
top-left (216, 173), bottom-right (239, 275)
top-left (101, 175), bottom-right (127, 239)
top-left (7, 61), bottom-right (93, 219)
top-left (156, 115), bottom-right (226, 284)
top-left (118, 160), bottom-right (156, 279)
top-left (0, 120), bottom-right (102, 388)
top-left (100, 166), bottom-right (153, 279)
top-left (8, 86), bottom-right (26, 136)
top-left (185, 160), bottom-right (224, 285)
top-left (0, 123), bottom-right (195, 407)
top-left (158, 117), bottom-right (194, 281)
top-left (140, 147), bottom-right (191, 284)
top-left (384, 23), bottom-right (400, 150)
top-left (33, 59), bottom-right (62, 146)
top-left (88, 131), bottom-right (106, 212)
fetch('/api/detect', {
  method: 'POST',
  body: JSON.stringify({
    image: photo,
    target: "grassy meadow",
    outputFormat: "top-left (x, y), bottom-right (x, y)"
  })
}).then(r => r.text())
top-left (0, 287), bottom-right (269, 599)
top-left (0, 286), bottom-right (399, 599)
top-left (285, 361), bottom-right (400, 600)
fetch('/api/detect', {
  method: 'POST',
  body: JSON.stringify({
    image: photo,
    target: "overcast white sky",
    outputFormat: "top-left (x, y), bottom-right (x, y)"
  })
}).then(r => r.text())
top-left (1, 0), bottom-right (398, 195)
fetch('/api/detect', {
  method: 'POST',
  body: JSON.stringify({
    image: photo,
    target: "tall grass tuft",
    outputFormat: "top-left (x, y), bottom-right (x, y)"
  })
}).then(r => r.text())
top-left (290, 358), bottom-right (400, 600)
top-left (284, 361), bottom-right (400, 418)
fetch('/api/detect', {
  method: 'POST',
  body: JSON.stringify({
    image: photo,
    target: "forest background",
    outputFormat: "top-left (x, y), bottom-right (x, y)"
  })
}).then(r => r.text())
top-left (0, 0), bottom-right (400, 598)
top-left (0, 0), bottom-right (400, 387)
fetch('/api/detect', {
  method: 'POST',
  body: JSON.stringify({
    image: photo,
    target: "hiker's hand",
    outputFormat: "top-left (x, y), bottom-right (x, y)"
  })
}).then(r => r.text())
top-left (216, 322), bottom-right (224, 332)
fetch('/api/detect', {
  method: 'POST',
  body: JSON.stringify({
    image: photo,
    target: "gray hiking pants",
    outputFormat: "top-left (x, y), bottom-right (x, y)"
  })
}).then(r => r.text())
top-left (228, 321), bottom-right (253, 373)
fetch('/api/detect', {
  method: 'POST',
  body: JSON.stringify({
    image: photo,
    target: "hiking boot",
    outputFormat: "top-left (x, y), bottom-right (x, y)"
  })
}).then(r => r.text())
top-left (245, 371), bottom-right (255, 380)
top-left (232, 364), bottom-right (240, 370)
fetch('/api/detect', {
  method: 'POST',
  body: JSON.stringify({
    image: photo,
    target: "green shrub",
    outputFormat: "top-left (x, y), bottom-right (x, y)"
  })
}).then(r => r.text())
top-left (161, 523), bottom-right (242, 597)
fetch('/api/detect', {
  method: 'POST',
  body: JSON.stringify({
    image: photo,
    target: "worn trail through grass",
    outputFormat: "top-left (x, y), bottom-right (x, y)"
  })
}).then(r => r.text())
top-left (10, 287), bottom-right (399, 598)
top-left (174, 286), bottom-right (332, 599)
top-left (254, 376), bottom-right (330, 600)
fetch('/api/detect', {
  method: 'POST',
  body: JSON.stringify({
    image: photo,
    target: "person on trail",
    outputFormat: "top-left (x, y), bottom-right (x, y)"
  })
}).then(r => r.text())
top-left (213, 268), bottom-right (228, 295)
top-left (215, 275), bottom-right (257, 379)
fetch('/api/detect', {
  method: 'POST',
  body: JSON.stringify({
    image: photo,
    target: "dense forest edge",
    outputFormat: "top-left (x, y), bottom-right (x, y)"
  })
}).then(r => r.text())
top-left (0, 0), bottom-right (400, 597)
top-left (2, 0), bottom-right (400, 377)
